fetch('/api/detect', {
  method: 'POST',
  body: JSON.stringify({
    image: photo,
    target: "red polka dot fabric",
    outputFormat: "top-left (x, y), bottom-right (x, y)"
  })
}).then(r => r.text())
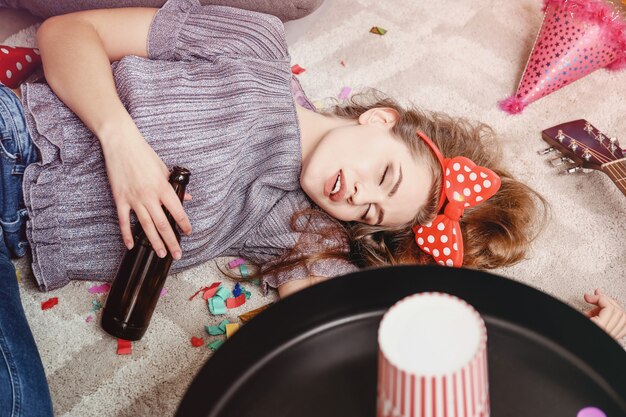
top-left (0, 46), bottom-right (41, 89)
top-left (413, 156), bottom-right (501, 267)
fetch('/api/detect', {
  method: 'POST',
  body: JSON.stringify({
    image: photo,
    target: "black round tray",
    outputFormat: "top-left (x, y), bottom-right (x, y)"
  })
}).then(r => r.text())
top-left (176, 266), bottom-right (626, 417)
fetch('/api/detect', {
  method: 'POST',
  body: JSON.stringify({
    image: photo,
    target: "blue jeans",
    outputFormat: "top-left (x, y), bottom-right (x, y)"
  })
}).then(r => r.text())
top-left (0, 83), bottom-right (53, 416)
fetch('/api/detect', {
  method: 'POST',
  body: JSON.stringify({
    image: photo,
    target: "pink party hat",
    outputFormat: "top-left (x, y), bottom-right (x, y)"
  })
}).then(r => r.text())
top-left (499, 0), bottom-right (626, 114)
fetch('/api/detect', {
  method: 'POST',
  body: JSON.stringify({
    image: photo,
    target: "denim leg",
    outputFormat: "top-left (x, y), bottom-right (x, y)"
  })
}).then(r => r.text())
top-left (0, 83), bottom-right (38, 259)
top-left (0, 238), bottom-right (54, 417)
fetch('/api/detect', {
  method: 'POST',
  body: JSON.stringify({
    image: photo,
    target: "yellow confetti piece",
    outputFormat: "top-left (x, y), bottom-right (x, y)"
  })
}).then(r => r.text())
top-left (369, 26), bottom-right (387, 35)
top-left (225, 323), bottom-right (240, 338)
top-left (238, 302), bottom-right (273, 323)
top-left (16, 270), bottom-right (21, 283)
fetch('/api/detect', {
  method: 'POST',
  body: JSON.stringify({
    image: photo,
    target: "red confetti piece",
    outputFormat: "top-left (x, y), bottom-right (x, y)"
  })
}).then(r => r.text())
top-left (291, 64), bottom-right (306, 75)
top-left (202, 282), bottom-right (222, 301)
top-left (190, 336), bottom-right (204, 347)
top-left (117, 339), bottom-right (132, 355)
top-left (226, 293), bottom-right (246, 309)
top-left (189, 286), bottom-right (210, 301)
top-left (41, 297), bottom-right (58, 310)
top-left (340, 60), bottom-right (346, 67)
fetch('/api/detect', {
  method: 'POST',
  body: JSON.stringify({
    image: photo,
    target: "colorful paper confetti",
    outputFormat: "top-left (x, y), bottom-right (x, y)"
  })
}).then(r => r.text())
top-left (207, 339), bottom-right (224, 351)
top-left (233, 283), bottom-right (242, 297)
top-left (208, 296), bottom-right (227, 315)
top-left (228, 258), bottom-right (245, 269)
top-left (160, 288), bottom-right (167, 297)
top-left (117, 339), bottom-right (132, 355)
top-left (239, 264), bottom-right (249, 278)
top-left (190, 336), bottom-right (204, 347)
top-left (338, 87), bottom-right (352, 100)
top-left (85, 315), bottom-right (94, 323)
top-left (340, 60), bottom-right (347, 67)
top-left (206, 319), bottom-right (230, 335)
top-left (226, 294), bottom-right (246, 309)
top-left (291, 64), bottom-right (306, 75)
top-left (369, 26), bottom-right (387, 35)
top-left (16, 269), bottom-right (21, 283)
top-left (202, 282), bottom-right (222, 301)
top-left (41, 297), bottom-right (58, 310)
top-left (88, 283), bottom-right (111, 294)
top-left (91, 300), bottom-right (102, 312)
top-left (225, 323), bottom-right (240, 338)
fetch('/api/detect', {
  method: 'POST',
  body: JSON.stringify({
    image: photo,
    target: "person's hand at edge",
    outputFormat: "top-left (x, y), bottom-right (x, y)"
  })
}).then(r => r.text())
top-left (583, 288), bottom-right (626, 341)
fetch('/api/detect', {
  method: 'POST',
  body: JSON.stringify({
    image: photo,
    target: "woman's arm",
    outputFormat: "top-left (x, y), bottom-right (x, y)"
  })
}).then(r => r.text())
top-left (36, 8), bottom-right (192, 260)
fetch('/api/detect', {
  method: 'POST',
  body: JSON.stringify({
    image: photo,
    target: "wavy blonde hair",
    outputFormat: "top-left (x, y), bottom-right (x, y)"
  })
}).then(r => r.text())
top-left (246, 89), bottom-right (548, 280)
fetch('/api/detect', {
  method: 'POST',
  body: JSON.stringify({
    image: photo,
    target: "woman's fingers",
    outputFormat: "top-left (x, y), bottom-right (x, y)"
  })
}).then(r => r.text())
top-left (584, 306), bottom-right (601, 318)
top-left (117, 203), bottom-right (134, 250)
top-left (146, 201), bottom-right (183, 260)
top-left (133, 204), bottom-right (169, 259)
top-left (161, 190), bottom-right (192, 236)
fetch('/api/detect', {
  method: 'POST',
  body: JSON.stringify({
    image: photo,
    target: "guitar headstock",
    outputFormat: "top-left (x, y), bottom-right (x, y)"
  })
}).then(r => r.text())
top-left (541, 119), bottom-right (623, 172)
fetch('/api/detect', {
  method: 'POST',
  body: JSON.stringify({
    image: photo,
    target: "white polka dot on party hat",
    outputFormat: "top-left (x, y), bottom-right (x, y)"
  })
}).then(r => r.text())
top-left (483, 180), bottom-right (491, 188)
top-left (33, 49), bottom-right (40, 55)
top-left (437, 222), bottom-right (445, 231)
top-left (443, 247), bottom-right (451, 255)
top-left (453, 191), bottom-right (461, 201)
top-left (474, 184), bottom-right (481, 192)
top-left (476, 196), bottom-right (483, 202)
top-left (446, 168), bottom-right (450, 176)
top-left (470, 172), bottom-right (477, 181)
top-left (427, 235), bottom-right (435, 244)
top-left (438, 260), bottom-right (444, 265)
top-left (16, 62), bottom-right (22, 70)
top-left (452, 228), bottom-right (456, 235)
top-left (446, 259), bottom-right (454, 266)
top-left (453, 243), bottom-right (458, 250)
top-left (457, 174), bottom-right (464, 183)
top-left (480, 172), bottom-right (487, 178)
top-left (6, 70), bottom-right (11, 79)
top-left (441, 235), bottom-right (448, 243)
top-left (0, 48), bottom-right (8, 54)
top-left (446, 180), bottom-right (450, 189)
top-left (424, 247), bottom-right (430, 253)
top-left (463, 188), bottom-right (471, 196)
top-left (25, 55), bottom-right (32, 63)
top-left (417, 227), bottom-right (423, 234)
top-left (464, 165), bottom-right (471, 172)
top-left (433, 249), bottom-right (440, 257)
top-left (417, 237), bottom-right (424, 245)
top-left (453, 162), bottom-right (460, 171)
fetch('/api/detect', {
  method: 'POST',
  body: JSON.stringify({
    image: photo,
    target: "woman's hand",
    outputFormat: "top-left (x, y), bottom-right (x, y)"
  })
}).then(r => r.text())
top-left (101, 121), bottom-right (192, 260)
top-left (583, 289), bottom-right (626, 340)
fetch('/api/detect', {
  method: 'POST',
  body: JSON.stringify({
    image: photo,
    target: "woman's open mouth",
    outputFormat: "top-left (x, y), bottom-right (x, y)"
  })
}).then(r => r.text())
top-left (325, 170), bottom-right (345, 202)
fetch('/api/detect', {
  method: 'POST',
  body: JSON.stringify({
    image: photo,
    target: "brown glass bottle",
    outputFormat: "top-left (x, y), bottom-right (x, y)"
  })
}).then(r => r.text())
top-left (101, 166), bottom-right (191, 341)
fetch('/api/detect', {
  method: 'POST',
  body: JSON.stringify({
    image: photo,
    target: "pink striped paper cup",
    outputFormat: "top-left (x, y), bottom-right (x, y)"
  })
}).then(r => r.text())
top-left (377, 292), bottom-right (489, 417)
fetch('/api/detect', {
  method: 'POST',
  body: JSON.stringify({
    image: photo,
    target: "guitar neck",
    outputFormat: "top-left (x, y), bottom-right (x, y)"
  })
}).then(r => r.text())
top-left (601, 159), bottom-right (626, 197)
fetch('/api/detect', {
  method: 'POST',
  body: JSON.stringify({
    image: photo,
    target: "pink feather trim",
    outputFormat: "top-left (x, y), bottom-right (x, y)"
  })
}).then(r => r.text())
top-left (498, 96), bottom-right (526, 115)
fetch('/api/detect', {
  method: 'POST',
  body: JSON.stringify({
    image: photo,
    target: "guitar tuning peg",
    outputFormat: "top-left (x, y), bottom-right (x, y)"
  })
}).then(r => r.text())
top-left (569, 142), bottom-right (578, 152)
top-left (609, 137), bottom-right (621, 153)
top-left (538, 147), bottom-right (555, 155)
top-left (566, 166), bottom-right (582, 174)
top-left (550, 156), bottom-right (574, 167)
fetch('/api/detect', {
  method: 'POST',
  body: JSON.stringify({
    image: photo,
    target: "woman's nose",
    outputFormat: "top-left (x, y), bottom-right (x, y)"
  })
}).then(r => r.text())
top-left (350, 182), bottom-right (383, 205)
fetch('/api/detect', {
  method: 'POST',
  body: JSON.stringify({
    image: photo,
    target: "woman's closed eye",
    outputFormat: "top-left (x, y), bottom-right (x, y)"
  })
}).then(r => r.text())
top-left (360, 203), bottom-right (372, 221)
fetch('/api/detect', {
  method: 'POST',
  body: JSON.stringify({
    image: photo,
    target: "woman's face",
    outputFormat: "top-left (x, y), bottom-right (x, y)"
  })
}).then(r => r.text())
top-left (300, 108), bottom-right (433, 226)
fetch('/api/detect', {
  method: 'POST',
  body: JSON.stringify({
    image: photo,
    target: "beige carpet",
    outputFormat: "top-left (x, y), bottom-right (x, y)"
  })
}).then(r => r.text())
top-left (2, 0), bottom-right (626, 415)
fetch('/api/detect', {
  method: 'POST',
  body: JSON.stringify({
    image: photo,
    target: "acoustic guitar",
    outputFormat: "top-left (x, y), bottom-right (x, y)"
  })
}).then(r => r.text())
top-left (541, 119), bottom-right (625, 197)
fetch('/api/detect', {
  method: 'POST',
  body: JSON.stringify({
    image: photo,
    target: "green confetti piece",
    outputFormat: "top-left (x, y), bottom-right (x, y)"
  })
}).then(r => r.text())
top-left (218, 319), bottom-right (229, 332)
top-left (91, 300), bottom-right (102, 312)
top-left (239, 264), bottom-right (249, 277)
top-left (206, 324), bottom-right (225, 335)
top-left (215, 287), bottom-right (231, 300)
top-left (208, 296), bottom-right (227, 315)
top-left (207, 339), bottom-right (224, 351)
top-left (242, 289), bottom-right (251, 299)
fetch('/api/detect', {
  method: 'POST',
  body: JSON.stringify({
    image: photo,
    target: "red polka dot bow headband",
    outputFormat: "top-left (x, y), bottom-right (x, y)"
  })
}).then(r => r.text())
top-left (412, 131), bottom-right (501, 267)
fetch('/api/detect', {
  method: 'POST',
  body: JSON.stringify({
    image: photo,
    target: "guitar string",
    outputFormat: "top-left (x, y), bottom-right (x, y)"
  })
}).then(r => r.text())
top-left (558, 132), bottom-right (626, 185)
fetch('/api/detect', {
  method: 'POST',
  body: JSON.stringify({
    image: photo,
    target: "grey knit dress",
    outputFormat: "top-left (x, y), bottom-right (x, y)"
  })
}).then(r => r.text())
top-left (20, 0), bottom-right (357, 292)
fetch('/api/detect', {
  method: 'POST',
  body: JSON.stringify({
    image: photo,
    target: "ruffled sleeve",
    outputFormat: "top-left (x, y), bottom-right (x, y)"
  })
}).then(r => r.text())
top-left (148, 0), bottom-right (289, 61)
